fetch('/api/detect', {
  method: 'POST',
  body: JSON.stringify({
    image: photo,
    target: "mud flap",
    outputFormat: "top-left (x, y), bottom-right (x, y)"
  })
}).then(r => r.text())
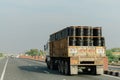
top-left (70, 65), bottom-right (78, 75)
top-left (96, 66), bottom-right (103, 75)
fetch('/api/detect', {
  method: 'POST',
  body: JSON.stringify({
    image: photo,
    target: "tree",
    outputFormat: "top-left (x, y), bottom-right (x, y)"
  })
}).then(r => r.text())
top-left (111, 48), bottom-right (120, 52)
top-left (0, 53), bottom-right (3, 57)
top-left (25, 49), bottom-right (40, 56)
top-left (106, 49), bottom-right (115, 62)
top-left (106, 49), bottom-right (120, 63)
top-left (40, 50), bottom-right (45, 56)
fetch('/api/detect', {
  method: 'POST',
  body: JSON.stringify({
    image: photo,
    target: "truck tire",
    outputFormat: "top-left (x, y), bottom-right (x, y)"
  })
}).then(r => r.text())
top-left (50, 61), bottom-right (54, 70)
top-left (61, 61), bottom-right (65, 74)
top-left (47, 62), bottom-right (50, 69)
top-left (58, 62), bottom-right (61, 73)
top-left (64, 61), bottom-right (70, 75)
top-left (82, 66), bottom-right (96, 74)
top-left (91, 66), bottom-right (96, 75)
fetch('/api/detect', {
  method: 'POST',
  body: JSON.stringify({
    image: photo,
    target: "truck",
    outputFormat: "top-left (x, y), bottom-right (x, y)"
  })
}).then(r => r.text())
top-left (44, 26), bottom-right (108, 75)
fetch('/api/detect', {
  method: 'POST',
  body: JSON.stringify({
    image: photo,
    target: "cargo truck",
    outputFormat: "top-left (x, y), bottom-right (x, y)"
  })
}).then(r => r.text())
top-left (44, 26), bottom-right (108, 75)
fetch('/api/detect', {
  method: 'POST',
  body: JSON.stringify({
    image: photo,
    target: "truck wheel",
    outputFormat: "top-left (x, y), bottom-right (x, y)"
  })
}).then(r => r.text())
top-left (58, 63), bottom-right (61, 73)
top-left (91, 66), bottom-right (96, 75)
top-left (64, 61), bottom-right (70, 75)
top-left (61, 61), bottom-right (65, 74)
top-left (50, 61), bottom-right (53, 70)
top-left (47, 62), bottom-right (50, 69)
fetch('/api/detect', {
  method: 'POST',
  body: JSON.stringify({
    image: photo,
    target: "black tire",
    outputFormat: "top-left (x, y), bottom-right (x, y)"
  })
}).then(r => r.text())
top-left (50, 61), bottom-right (53, 70)
top-left (61, 61), bottom-right (65, 74)
top-left (58, 62), bottom-right (61, 73)
top-left (64, 61), bottom-right (70, 75)
top-left (82, 67), bottom-right (91, 74)
top-left (91, 66), bottom-right (96, 75)
top-left (47, 62), bottom-right (50, 69)
top-left (83, 66), bottom-right (96, 75)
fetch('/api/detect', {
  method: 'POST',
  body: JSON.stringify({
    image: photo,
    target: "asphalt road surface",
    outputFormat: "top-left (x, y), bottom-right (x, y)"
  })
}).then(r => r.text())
top-left (0, 57), bottom-right (119, 80)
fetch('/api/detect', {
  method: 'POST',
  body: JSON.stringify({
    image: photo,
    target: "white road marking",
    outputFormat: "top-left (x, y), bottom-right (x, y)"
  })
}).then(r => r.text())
top-left (0, 58), bottom-right (9, 80)
top-left (103, 74), bottom-right (120, 80)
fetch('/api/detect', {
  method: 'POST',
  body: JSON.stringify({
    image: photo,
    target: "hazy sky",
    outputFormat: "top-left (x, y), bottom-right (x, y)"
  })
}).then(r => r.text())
top-left (0, 0), bottom-right (120, 53)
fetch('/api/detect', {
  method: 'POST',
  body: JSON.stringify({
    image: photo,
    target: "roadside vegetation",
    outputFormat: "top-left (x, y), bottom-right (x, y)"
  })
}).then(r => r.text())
top-left (24, 48), bottom-right (120, 64)
top-left (0, 53), bottom-right (3, 57)
top-left (25, 49), bottom-right (45, 56)
top-left (106, 48), bottom-right (120, 64)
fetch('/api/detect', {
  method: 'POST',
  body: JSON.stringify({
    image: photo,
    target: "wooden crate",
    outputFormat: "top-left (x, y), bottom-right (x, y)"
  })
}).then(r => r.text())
top-left (50, 38), bottom-right (68, 57)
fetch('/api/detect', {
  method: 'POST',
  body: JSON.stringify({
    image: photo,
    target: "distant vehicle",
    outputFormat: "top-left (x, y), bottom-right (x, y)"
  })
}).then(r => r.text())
top-left (44, 26), bottom-right (108, 75)
top-left (16, 55), bottom-right (19, 58)
top-left (10, 55), bottom-right (18, 58)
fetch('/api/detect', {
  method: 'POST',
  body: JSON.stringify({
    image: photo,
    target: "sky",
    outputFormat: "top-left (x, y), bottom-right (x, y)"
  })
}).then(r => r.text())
top-left (0, 0), bottom-right (120, 53)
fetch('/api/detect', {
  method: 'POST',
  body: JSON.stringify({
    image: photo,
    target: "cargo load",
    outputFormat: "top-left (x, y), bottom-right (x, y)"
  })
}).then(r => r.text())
top-left (44, 26), bottom-right (108, 75)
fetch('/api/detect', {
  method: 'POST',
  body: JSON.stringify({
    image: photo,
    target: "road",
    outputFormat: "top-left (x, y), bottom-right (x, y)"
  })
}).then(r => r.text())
top-left (0, 57), bottom-right (119, 80)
